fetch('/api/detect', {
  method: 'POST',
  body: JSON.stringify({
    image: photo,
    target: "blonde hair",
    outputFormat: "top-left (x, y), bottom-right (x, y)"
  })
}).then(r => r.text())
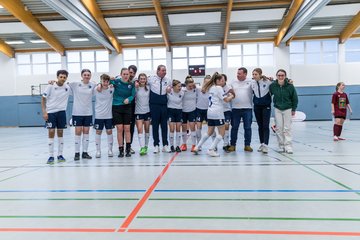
top-left (172, 79), bottom-right (181, 87)
top-left (336, 82), bottom-right (345, 91)
top-left (138, 73), bottom-right (148, 91)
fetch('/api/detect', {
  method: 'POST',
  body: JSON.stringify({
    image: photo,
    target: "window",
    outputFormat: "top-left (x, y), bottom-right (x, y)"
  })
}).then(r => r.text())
top-left (227, 43), bottom-right (273, 67)
top-left (345, 39), bottom-right (360, 62)
top-left (123, 48), bottom-right (167, 71)
top-left (16, 52), bottom-right (62, 76)
top-left (66, 50), bottom-right (109, 73)
top-left (172, 45), bottom-right (221, 70)
top-left (290, 40), bottom-right (338, 65)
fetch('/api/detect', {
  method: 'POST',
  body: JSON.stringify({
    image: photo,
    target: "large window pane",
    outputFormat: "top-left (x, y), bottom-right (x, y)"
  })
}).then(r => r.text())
top-left (306, 53), bottom-right (321, 64)
top-left (81, 51), bottom-right (94, 62)
top-left (206, 57), bottom-right (221, 68)
top-left (18, 65), bottom-right (31, 75)
top-left (323, 53), bottom-right (337, 64)
top-left (290, 41), bottom-right (304, 53)
top-left (227, 56), bottom-right (241, 67)
top-left (259, 55), bottom-right (273, 66)
top-left (17, 54), bottom-right (31, 64)
top-left (68, 63), bottom-right (81, 73)
top-left (32, 53), bottom-right (46, 64)
top-left (259, 43), bottom-right (273, 54)
top-left (227, 45), bottom-right (241, 56)
top-left (189, 57), bottom-right (204, 65)
top-left (206, 46), bottom-right (221, 56)
top-left (189, 46), bottom-right (204, 57)
top-left (67, 52), bottom-right (80, 63)
top-left (345, 51), bottom-right (360, 62)
top-left (243, 55), bottom-right (257, 66)
top-left (48, 53), bottom-right (61, 63)
top-left (124, 60), bottom-right (137, 68)
top-left (48, 63), bottom-right (62, 74)
top-left (323, 40), bottom-right (337, 52)
top-left (138, 49), bottom-right (152, 59)
top-left (96, 62), bottom-right (109, 72)
top-left (173, 58), bottom-right (188, 69)
top-left (243, 44), bottom-right (257, 55)
top-left (96, 51), bottom-right (109, 61)
top-left (153, 59), bottom-right (166, 70)
top-left (138, 60), bottom-right (152, 71)
top-left (306, 41), bottom-right (321, 53)
top-left (153, 48), bottom-right (166, 59)
top-left (173, 47), bottom-right (187, 58)
top-left (82, 62), bottom-right (95, 72)
top-left (32, 64), bottom-right (47, 75)
top-left (345, 39), bottom-right (360, 51)
top-left (123, 49), bottom-right (137, 60)
top-left (290, 54), bottom-right (304, 64)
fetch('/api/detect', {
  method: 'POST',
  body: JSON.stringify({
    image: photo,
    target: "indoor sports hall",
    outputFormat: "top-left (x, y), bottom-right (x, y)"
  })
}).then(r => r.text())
top-left (0, 0), bottom-right (359, 239)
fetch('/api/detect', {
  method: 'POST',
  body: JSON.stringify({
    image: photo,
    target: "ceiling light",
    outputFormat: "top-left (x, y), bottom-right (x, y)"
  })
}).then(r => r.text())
top-left (310, 25), bottom-right (333, 30)
top-left (5, 40), bottom-right (25, 45)
top-left (186, 32), bottom-right (206, 37)
top-left (30, 39), bottom-right (46, 43)
top-left (0, 5), bottom-right (3, 9)
top-left (70, 37), bottom-right (89, 42)
top-left (257, 28), bottom-right (278, 33)
top-left (117, 35), bottom-right (137, 40)
top-left (144, 34), bottom-right (162, 39)
top-left (230, 29), bottom-right (250, 34)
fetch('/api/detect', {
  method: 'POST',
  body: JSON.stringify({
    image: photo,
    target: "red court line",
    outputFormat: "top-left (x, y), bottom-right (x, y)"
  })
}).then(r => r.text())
top-left (118, 153), bottom-right (179, 231)
top-left (0, 228), bottom-right (117, 232)
top-left (128, 228), bottom-right (360, 236)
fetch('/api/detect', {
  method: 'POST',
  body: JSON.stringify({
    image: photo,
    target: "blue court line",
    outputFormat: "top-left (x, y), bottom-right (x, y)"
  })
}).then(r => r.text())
top-left (0, 189), bottom-right (360, 193)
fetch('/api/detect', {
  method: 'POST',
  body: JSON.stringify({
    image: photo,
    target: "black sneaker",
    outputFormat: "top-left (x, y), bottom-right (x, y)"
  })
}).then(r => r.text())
top-left (223, 145), bottom-right (230, 151)
top-left (130, 148), bottom-right (135, 154)
top-left (125, 151), bottom-right (131, 157)
top-left (82, 152), bottom-right (92, 159)
top-left (74, 153), bottom-right (80, 161)
top-left (175, 146), bottom-right (181, 152)
top-left (170, 146), bottom-right (175, 152)
top-left (118, 146), bottom-right (124, 158)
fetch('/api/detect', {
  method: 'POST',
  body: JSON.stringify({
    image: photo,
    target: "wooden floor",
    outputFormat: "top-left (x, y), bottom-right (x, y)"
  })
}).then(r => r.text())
top-left (0, 120), bottom-right (359, 239)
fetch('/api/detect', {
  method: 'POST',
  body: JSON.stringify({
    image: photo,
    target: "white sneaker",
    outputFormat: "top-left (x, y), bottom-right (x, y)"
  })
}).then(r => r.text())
top-left (207, 149), bottom-right (220, 157)
top-left (257, 144), bottom-right (264, 152)
top-left (198, 146), bottom-right (202, 151)
top-left (285, 148), bottom-right (293, 154)
top-left (277, 147), bottom-right (285, 153)
top-left (108, 149), bottom-right (113, 157)
top-left (262, 145), bottom-right (268, 154)
top-left (153, 145), bottom-right (160, 154)
top-left (333, 136), bottom-right (339, 141)
top-left (96, 151), bottom-right (101, 158)
top-left (162, 145), bottom-right (171, 153)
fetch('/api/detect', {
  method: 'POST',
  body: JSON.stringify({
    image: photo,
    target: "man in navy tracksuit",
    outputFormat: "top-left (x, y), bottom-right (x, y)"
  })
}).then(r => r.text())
top-left (148, 65), bottom-right (171, 153)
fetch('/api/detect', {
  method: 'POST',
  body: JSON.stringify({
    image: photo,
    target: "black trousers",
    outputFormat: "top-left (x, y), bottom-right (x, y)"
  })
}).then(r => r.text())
top-left (254, 105), bottom-right (271, 145)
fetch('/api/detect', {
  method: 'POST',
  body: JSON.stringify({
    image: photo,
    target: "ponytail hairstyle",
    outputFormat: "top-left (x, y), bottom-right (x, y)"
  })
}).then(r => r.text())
top-left (253, 68), bottom-right (271, 81)
top-left (202, 72), bottom-right (222, 93)
top-left (336, 82), bottom-right (345, 91)
top-left (138, 73), bottom-right (148, 91)
top-left (185, 75), bottom-right (194, 85)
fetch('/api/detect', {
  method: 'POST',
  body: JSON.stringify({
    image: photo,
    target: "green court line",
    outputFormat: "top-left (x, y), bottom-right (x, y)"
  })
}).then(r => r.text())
top-left (276, 150), bottom-right (360, 197)
top-left (0, 198), bottom-right (139, 201)
top-left (0, 198), bottom-right (360, 202)
top-left (0, 216), bottom-right (126, 219)
top-left (137, 216), bottom-right (360, 222)
top-left (149, 198), bottom-right (360, 202)
top-left (0, 167), bottom-right (44, 183)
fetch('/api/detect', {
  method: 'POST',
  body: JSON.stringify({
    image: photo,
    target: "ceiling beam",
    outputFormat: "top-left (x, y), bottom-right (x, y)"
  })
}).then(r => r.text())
top-left (0, 0), bottom-right (293, 21)
top-left (81, 0), bottom-right (122, 53)
top-left (339, 11), bottom-right (360, 44)
top-left (0, 39), bottom-right (14, 58)
top-left (223, 0), bottom-right (233, 49)
top-left (0, 0), bottom-right (65, 55)
top-left (152, 0), bottom-right (170, 51)
top-left (275, 0), bottom-right (304, 46)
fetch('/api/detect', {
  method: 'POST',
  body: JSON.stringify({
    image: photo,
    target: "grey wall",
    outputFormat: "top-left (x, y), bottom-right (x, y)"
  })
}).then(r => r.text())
top-left (0, 85), bottom-right (359, 127)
